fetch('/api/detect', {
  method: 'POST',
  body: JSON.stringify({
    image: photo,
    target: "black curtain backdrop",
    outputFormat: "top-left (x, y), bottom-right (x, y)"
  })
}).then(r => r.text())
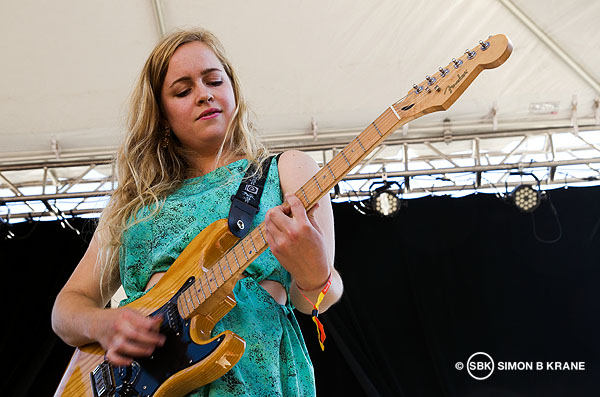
top-left (2, 186), bottom-right (599, 396)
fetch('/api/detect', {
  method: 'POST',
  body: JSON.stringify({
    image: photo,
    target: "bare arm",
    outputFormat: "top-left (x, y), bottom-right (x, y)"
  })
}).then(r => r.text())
top-left (264, 150), bottom-right (343, 314)
top-left (51, 234), bottom-right (165, 366)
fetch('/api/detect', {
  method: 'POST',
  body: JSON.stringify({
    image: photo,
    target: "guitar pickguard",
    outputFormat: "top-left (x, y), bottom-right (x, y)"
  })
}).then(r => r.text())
top-left (90, 278), bottom-right (224, 397)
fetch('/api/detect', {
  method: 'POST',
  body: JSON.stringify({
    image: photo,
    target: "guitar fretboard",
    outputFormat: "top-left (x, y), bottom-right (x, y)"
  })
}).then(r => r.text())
top-left (176, 104), bottom-right (407, 319)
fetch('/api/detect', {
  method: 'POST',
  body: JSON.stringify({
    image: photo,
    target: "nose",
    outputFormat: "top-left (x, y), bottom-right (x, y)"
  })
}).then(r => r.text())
top-left (195, 86), bottom-right (213, 105)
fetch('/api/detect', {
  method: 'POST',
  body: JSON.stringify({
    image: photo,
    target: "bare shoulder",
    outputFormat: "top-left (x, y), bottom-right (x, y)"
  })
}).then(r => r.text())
top-left (277, 150), bottom-right (320, 194)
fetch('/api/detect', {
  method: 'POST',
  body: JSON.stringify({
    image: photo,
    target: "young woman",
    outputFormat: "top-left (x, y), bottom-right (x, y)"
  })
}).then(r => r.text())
top-left (51, 29), bottom-right (342, 396)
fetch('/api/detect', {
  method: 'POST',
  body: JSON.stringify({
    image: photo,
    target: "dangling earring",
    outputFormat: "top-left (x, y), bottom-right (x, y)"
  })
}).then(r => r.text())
top-left (161, 126), bottom-right (171, 148)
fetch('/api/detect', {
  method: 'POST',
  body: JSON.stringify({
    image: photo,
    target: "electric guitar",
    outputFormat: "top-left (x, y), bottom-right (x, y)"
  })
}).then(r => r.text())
top-left (55, 34), bottom-right (512, 396)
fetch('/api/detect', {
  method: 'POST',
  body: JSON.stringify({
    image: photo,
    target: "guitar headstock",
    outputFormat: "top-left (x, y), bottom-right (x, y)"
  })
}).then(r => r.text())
top-left (394, 34), bottom-right (513, 120)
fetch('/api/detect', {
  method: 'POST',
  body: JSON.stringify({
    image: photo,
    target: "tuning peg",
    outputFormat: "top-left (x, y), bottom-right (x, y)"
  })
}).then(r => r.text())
top-left (465, 49), bottom-right (476, 59)
top-left (413, 84), bottom-right (424, 94)
top-left (452, 58), bottom-right (463, 68)
top-left (479, 40), bottom-right (490, 50)
top-left (438, 67), bottom-right (449, 77)
top-left (425, 75), bottom-right (437, 85)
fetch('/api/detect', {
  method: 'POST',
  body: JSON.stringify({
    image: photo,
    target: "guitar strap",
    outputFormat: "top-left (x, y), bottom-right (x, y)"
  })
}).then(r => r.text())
top-left (228, 155), bottom-right (277, 238)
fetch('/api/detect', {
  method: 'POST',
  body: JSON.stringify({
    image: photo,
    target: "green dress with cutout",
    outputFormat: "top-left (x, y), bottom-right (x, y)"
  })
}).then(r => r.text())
top-left (118, 158), bottom-right (316, 396)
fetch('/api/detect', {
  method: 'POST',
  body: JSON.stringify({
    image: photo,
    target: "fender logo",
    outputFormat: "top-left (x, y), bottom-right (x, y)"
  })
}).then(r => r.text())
top-left (444, 70), bottom-right (469, 95)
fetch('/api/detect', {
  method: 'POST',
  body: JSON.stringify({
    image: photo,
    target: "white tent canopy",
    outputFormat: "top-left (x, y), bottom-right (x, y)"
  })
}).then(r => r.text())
top-left (1, 0), bottom-right (599, 220)
top-left (2, 0), bottom-right (599, 158)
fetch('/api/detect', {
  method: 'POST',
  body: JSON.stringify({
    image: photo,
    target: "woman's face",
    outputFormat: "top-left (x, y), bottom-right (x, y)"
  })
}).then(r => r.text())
top-left (160, 41), bottom-right (236, 156)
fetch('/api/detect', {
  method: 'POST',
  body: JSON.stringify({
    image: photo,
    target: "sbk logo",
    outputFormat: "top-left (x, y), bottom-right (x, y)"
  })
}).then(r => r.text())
top-left (467, 352), bottom-right (495, 380)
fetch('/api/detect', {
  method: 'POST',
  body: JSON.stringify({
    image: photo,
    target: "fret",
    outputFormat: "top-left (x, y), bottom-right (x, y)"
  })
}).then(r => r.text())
top-left (216, 262), bottom-right (226, 282)
top-left (327, 164), bottom-right (336, 180)
top-left (249, 234), bottom-right (258, 256)
top-left (340, 151), bottom-right (351, 166)
top-left (181, 291), bottom-right (192, 316)
top-left (224, 256), bottom-right (234, 276)
top-left (177, 296), bottom-right (189, 318)
top-left (258, 226), bottom-right (267, 244)
top-left (345, 142), bottom-right (362, 164)
top-left (372, 122), bottom-right (383, 137)
top-left (315, 168), bottom-right (334, 190)
top-left (204, 275), bottom-right (213, 294)
top-left (389, 105), bottom-right (401, 120)
top-left (240, 243), bottom-right (249, 261)
top-left (312, 175), bottom-right (323, 192)
top-left (356, 136), bottom-right (367, 152)
top-left (196, 280), bottom-right (207, 300)
top-left (211, 268), bottom-right (220, 287)
top-left (244, 238), bottom-right (253, 256)
top-left (192, 286), bottom-right (202, 306)
top-left (328, 156), bottom-right (348, 182)
top-left (231, 249), bottom-right (241, 270)
top-left (299, 187), bottom-right (309, 206)
top-left (185, 288), bottom-right (195, 311)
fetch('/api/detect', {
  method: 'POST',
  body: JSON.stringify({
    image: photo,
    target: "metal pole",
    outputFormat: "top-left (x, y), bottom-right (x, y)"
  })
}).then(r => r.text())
top-left (498, 0), bottom-right (600, 94)
top-left (152, 0), bottom-right (167, 37)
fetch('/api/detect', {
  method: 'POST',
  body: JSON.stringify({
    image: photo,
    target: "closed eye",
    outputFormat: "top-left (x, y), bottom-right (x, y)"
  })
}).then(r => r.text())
top-left (175, 89), bottom-right (191, 97)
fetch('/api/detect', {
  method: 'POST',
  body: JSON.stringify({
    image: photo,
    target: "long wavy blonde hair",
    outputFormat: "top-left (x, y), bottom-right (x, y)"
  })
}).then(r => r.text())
top-left (96, 29), bottom-right (268, 295)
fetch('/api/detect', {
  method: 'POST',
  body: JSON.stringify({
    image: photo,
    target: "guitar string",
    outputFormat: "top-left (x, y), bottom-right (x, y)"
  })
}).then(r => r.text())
top-left (180, 44), bottom-right (497, 309)
top-left (186, 80), bottom-right (453, 307)
top-left (297, 42), bottom-right (500, 203)
top-left (185, 69), bottom-right (464, 307)
top-left (185, 100), bottom-right (408, 308)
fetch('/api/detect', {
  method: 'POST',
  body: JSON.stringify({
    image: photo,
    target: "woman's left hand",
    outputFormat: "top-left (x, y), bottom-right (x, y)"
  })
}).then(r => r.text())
top-left (264, 193), bottom-right (331, 290)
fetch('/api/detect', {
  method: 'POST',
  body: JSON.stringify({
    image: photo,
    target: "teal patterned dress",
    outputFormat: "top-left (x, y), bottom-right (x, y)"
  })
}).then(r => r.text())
top-left (118, 158), bottom-right (316, 396)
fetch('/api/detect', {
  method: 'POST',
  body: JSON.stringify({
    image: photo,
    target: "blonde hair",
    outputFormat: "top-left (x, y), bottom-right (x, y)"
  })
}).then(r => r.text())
top-left (96, 29), bottom-right (268, 295)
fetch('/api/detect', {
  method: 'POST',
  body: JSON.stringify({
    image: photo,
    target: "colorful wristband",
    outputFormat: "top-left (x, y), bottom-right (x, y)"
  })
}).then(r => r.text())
top-left (297, 273), bottom-right (332, 351)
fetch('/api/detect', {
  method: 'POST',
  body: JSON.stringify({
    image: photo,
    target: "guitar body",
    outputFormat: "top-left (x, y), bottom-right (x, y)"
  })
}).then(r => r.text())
top-left (55, 219), bottom-right (246, 397)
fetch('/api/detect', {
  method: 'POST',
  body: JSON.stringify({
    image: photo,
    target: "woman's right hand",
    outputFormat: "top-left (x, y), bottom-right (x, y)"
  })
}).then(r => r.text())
top-left (93, 308), bottom-right (166, 367)
top-left (52, 233), bottom-right (166, 367)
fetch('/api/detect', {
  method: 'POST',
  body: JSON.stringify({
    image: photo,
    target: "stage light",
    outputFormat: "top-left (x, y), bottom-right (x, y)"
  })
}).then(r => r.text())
top-left (371, 189), bottom-right (400, 217)
top-left (369, 181), bottom-right (403, 217)
top-left (511, 184), bottom-right (541, 213)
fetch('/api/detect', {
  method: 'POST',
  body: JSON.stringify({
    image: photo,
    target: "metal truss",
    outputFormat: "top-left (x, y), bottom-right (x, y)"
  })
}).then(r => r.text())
top-left (1, 118), bottom-right (600, 221)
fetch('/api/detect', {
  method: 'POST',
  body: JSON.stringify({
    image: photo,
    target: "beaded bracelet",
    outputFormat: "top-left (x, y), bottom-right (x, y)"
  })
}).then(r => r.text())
top-left (296, 273), bottom-right (332, 351)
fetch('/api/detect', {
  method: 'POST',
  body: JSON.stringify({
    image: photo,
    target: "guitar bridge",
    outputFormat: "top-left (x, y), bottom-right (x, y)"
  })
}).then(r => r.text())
top-left (90, 360), bottom-right (115, 397)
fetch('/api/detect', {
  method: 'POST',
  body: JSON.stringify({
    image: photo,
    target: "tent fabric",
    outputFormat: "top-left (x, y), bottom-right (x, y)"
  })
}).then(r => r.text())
top-left (1, 1), bottom-right (599, 161)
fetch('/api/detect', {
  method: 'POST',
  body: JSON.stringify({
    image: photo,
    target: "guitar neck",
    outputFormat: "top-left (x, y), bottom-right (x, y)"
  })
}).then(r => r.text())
top-left (293, 105), bottom-right (408, 211)
top-left (176, 33), bottom-right (513, 318)
top-left (176, 106), bottom-right (407, 318)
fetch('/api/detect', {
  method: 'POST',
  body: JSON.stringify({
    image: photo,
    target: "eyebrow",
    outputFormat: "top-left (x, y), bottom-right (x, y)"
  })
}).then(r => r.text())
top-left (168, 67), bottom-right (223, 88)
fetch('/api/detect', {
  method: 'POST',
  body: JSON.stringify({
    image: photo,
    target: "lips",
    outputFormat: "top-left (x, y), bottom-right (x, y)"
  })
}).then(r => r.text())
top-left (197, 108), bottom-right (222, 120)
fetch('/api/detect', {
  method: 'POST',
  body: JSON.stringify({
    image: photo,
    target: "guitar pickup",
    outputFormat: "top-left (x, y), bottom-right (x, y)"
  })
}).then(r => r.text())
top-left (159, 301), bottom-right (181, 335)
top-left (90, 360), bottom-right (116, 397)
